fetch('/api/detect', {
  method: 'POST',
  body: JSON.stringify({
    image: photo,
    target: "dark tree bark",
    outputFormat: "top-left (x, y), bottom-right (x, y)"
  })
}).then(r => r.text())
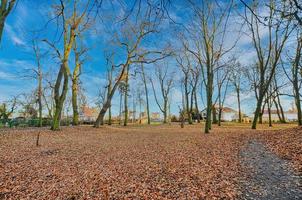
top-left (293, 35), bottom-right (302, 125)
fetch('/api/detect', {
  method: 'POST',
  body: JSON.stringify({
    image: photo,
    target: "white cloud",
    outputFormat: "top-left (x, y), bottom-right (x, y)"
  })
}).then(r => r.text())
top-left (0, 71), bottom-right (14, 80)
top-left (5, 24), bottom-right (26, 46)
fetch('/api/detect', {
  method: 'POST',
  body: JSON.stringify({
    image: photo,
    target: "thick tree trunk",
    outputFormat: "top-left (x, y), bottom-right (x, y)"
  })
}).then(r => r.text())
top-left (205, 81), bottom-right (212, 133)
top-left (218, 108), bottom-right (222, 126)
top-left (252, 94), bottom-right (264, 129)
top-left (163, 99), bottom-right (168, 123)
top-left (95, 106), bottom-right (108, 127)
top-left (293, 68), bottom-right (302, 125)
top-left (51, 65), bottom-right (69, 131)
top-left (72, 79), bottom-right (79, 126)
top-left (205, 100), bottom-right (212, 133)
top-left (95, 63), bottom-right (129, 128)
top-left (212, 105), bottom-right (217, 124)
top-left (294, 87), bottom-right (302, 125)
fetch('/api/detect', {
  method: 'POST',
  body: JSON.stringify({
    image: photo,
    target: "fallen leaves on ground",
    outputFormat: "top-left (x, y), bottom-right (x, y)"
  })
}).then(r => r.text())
top-left (0, 124), bottom-right (301, 199)
top-left (258, 126), bottom-right (302, 174)
top-left (0, 125), bottom-right (249, 199)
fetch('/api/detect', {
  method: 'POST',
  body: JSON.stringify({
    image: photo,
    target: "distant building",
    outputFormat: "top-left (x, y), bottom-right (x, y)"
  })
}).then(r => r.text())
top-left (137, 111), bottom-right (162, 124)
top-left (256, 102), bottom-right (298, 122)
top-left (284, 102), bottom-right (298, 121)
top-left (201, 106), bottom-right (240, 122)
top-left (151, 112), bottom-right (161, 121)
top-left (219, 107), bottom-right (238, 121)
top-left (79, 106), bottom-right (99, 122)
top-left (261, 109), bottom-right (280, 122)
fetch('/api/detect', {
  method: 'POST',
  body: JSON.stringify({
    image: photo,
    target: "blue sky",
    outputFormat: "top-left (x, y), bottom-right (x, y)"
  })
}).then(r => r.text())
top-left (0, 0), bottom-right (297, 118)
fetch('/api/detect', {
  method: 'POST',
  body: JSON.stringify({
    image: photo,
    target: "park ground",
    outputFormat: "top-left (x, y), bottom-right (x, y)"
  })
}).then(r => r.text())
top-left (0, 123), bottom-right (301, 199)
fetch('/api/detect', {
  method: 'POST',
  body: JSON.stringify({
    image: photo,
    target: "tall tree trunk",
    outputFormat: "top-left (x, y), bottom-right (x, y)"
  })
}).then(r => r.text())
top-left (194, 90), bottom-right (200, 123)
top-left (218, 108), bottom-right (222, 126)
top-left (71, 46), bottom-right (81, 126)
top-left (185, 81), bottom-right (192, 124)
top-left (108, 103), bottom-right (112, 125)
top-left (236, 88), bottom-right (242, 123)
top-left (163, 99), bottom-right (167, 123)
top-left (293, 37), bottom-right (302, 125)
top-left (124, 65), bottom-right (130, 126)
top-left (259, 102), bottom-right (266, 124)
top-left (212, 105), bottom-right (217, 124)
top-left (141, 64), bottom-right (151, 124)
top-left (294, 83), bottom-right (302, 125)
top-left (38, 69), bottom-right (43, 127)
top-left (205, 78), bottom-right (213, 133)
top-left (72, 79), bottom-right (79, 126)
top-left (252, 92), bottom-right (264, 129)
top-left (132, 91), bottom-right (136, 123)
top-left (267, 93), bottom-right (272, 127)
top-left (95, 63), bottom-right (130, 128)
top-left (276, 93), bottom-right (286, 123)
top-left (51, 64), bottom-right (69, 130)
top-left (119, 92), bottom-right (123, 125)
top-left (108, 81), bottom-right (112, 126)
top-left (273, 98), bottom-right (283, 122)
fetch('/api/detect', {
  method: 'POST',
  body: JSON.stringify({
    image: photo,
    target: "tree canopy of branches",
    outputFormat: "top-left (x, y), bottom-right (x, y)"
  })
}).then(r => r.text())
top-left (242, 0), bottom-right (293, 129)
top-left (44, 0), bottom-right (92, 130)
top-left (94, 3), bottom-right (171, 127)
top-left (184, 0), bottom-right (235, 133)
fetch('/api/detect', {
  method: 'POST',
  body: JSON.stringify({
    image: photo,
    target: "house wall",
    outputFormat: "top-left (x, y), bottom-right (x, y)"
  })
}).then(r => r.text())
top-left (262, 114), bottom-right (280, 122)
top-left (285, 113), bottom-right (298, 121)
top-left (221, 112), bottom-right (236, 121)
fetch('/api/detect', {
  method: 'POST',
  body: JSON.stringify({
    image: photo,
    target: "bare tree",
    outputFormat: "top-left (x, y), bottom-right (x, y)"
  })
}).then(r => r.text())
top-left (282, 33), bottom-right (302, 125)
top-left (150, 63), bottom-right (174, 124)
top-left (94, 5), bottom-right (171, 127)
top-left (140, 63), bottom-right (151, 124)
top-left (185, 0), bottom-right (235, 133)
top-left (229, 59), bottom-right (243, 123)
top-left (177, 52), bottom-right (193, 124)
top-left (44, 0), bottom-right (91, 130)
top-left (71, 39), bottom-right (87, 126)
top-left (123, 64), bottom-right (130, 126)
top-left (215, 65), bottom-right (230, 126)
top-left (292, 34), bottom-right (302, 125)
top-left (242, 0), bottom-right (293, 129)
top-left (32, 40), bottom-right (43, 127)
top-left (190, 64), bottom-right (201, 123)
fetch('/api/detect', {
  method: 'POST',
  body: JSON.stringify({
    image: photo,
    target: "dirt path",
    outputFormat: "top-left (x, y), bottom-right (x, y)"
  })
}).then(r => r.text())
top-left (240, 140), bottom-right (302, 200)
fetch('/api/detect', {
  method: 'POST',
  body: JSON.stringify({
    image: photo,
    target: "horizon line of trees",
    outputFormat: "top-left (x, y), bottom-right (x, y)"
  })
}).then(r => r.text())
top-left (0, 0), bottom-right (301, 133)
